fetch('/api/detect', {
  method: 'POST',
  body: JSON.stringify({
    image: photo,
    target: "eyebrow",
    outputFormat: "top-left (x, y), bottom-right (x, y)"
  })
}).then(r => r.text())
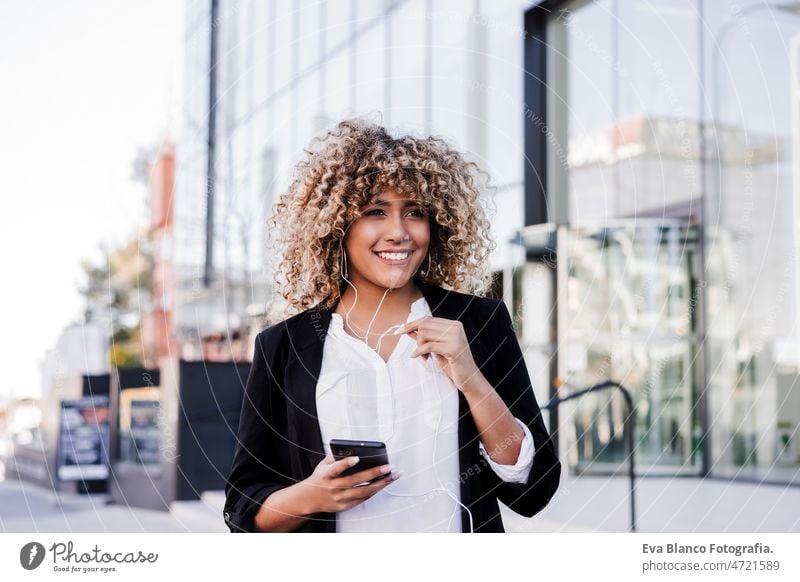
top-left (367, 198), bottom-right (421, 207)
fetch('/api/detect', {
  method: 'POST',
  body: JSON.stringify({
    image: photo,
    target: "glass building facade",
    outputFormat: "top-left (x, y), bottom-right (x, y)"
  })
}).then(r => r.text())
top-left (176, 0), bottom-right (800, 485)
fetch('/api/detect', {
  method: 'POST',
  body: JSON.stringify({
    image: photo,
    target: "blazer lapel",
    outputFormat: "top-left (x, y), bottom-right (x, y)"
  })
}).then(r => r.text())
top-left (283, 305), bottom-right (332, 476)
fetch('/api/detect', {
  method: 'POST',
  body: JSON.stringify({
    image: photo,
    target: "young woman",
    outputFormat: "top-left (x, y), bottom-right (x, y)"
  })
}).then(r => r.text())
top-left (224, 119), bottom-right (560, 533)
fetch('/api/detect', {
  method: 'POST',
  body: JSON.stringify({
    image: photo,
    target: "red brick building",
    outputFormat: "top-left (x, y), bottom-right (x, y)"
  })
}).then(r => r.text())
top-left (141, 143), bottom-right (176, 364)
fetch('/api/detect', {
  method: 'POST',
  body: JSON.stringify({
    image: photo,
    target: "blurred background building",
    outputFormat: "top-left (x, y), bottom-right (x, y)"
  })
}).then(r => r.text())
top-left (167, 0), bottom-right (800, 493)
top-left (141, 143), bottom-right (177, 364)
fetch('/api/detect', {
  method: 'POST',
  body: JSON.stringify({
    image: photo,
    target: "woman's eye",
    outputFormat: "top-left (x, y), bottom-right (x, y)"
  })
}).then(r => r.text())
top-left (364, 209), bottom-right (424, 217)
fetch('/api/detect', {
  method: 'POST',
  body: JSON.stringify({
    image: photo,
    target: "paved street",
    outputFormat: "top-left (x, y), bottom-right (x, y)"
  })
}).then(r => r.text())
top-left (0, 478), bottom-right (225, 533)
top-left (2, 473), bottom-right (799, 533)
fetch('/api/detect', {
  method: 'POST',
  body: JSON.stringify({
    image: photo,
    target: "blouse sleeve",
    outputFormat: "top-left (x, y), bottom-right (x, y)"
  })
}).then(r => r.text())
top-left (478, 417), bottom-right (535, 484)
top-left (223, 328), bottom-right (291, 532)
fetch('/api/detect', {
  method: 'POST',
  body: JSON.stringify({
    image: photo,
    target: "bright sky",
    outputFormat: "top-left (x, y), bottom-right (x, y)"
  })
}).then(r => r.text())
top-left (0, 1), bottom-right (184, 399)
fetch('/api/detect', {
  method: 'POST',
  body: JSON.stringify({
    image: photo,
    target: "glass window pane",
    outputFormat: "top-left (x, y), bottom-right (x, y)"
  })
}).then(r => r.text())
top-left (483, 1), bottom-right (528, 186)
top-left (274, 0), bottom-right (293, 90)
top-left (703, 0), bottom-right (800, 482)
top-left (616, 0), bottom-right (700, 215)
top-left (322, 44), bottom-right (352, 122)
top-left (431, 0), bottom-right (469, 149)
top-left (326, 0), bottom-right (351, 53)
top-left (388, 1), bottom-right (426, 131)
top-left (352, 21), bottom-right (386, 117)
top-left (547, 0), bottom-right (615, 222)
top-left (297, 0), bottom-right (321, 74)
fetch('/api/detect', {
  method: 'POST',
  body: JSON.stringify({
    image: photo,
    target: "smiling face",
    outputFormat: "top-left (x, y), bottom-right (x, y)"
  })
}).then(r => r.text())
top-left (342, 188), bottom-right (431, 292)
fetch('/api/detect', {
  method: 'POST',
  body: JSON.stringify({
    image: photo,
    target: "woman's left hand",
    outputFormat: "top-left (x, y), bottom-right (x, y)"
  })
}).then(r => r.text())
top-left (395, 316), bottom-right (483, 394)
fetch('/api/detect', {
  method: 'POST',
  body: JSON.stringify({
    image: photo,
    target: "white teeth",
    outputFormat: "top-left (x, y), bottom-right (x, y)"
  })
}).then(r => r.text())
top-left (376, 251), bottom-right (411, 261)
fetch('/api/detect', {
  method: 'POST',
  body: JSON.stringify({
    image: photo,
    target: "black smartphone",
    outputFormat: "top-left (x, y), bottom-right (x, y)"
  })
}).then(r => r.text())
top-left (330, 439), bottom-right (391, 486)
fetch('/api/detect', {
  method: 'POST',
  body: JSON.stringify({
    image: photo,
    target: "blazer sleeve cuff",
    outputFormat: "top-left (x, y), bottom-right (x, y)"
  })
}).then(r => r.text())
top-left (478, 417), bottom-right (536, 484)
top-left (224, 483), bottom-right (285, 532)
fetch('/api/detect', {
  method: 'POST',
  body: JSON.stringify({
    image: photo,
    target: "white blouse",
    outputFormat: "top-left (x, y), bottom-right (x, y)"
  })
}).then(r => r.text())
top-left (315, 296), bottom-right (535, 532)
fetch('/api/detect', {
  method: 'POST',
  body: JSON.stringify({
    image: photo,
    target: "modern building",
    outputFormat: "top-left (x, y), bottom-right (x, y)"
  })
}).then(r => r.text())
top-left (176, 0), bottom-right (800, 486)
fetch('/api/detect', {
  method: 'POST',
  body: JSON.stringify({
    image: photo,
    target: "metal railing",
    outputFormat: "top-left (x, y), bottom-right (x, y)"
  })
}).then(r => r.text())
top-left (544, 380), bottom-right (637, 532)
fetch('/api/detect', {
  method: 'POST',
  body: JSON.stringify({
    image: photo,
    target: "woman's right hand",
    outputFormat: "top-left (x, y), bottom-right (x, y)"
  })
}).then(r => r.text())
top-left (300, 454), bottom-right (400, 515)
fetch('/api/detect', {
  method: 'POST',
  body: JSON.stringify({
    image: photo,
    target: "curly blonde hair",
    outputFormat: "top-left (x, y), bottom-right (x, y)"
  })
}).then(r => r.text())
top-left (268, 118), bottom-right (497, 314)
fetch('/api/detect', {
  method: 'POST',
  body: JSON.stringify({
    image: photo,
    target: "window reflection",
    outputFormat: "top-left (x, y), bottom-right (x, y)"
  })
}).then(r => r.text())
top-left (544, 0), bottom-right (800, 482)
top-left (563, 223), bottom-right (701, 472)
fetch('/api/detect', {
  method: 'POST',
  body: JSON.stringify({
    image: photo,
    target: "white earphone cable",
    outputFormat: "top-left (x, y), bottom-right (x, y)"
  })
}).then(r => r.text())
top-left (338, 234), bottom-right (473, 533)
top-left (383, 365), bottom-right (474, 534)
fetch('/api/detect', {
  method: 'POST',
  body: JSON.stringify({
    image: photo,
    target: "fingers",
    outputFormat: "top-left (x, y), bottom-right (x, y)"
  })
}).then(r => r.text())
top-left (349, 475), bottom-right (397, 500)
top-left (326, 465), bottom-right (403, 511)
top-left (342, 463), bottom-right (394, 488)
top-left (410, 340), bottom-right (448, 359)
top-left (408, 324), bottom-right (451, 356)
top-left (396, 316), bottom-right (450, 335)
top-left (326, 455), bottom-right (360, 478)
top-left (394, 316), bottom-right (429, 335)
top-left (411, 324), bottom-right (459, 345)
top-left (342, 471), bottom-right (400, 504)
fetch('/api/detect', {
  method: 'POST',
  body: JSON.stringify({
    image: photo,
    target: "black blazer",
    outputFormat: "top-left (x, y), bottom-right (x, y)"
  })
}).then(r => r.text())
top-left (223, 279), bottom-right (561, 532)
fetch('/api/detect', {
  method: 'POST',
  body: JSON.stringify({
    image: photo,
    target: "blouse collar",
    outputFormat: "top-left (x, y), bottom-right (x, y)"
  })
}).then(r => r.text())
top-left (290, 279), bottom-right (463, 353)
top-left (329, 295), bottom-right (429, 337)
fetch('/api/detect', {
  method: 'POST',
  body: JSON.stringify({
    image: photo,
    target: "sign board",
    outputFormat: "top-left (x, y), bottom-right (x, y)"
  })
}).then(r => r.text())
top-left (56, 396), bottom-right (110, 481)
top-left (126, 399), bottom-right (161, 465)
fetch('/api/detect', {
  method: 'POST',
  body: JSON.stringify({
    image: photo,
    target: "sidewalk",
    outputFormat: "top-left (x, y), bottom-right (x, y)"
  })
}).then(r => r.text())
top-left (2, 474), bottom-right (798, 533)
top-left (502, 474), bottom-right (800, 533)
top-left (0, 478), bottom-right (226, 533)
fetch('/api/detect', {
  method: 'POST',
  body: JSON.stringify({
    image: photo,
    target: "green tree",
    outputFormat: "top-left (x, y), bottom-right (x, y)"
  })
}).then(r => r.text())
top-left (78, 233), bottom-right (154, 368)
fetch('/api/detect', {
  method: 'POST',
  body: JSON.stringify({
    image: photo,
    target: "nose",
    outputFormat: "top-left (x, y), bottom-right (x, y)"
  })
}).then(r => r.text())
top-left (384, 211), bottom-right (410, 242)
